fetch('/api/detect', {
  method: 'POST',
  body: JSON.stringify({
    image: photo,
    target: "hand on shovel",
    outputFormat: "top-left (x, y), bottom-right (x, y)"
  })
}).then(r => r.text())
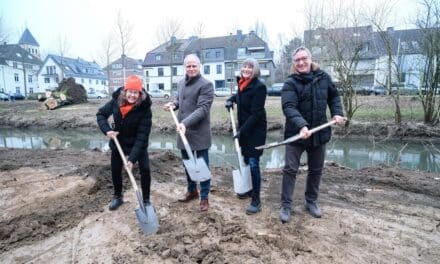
top-left (106, 131), bottom-right (119, 139)
top-left (176, 123), bottom-right (186, 134)
top-left (125, 161), bottom-right (133, 171)
top-left (163, 102), bottom-right (176, 111)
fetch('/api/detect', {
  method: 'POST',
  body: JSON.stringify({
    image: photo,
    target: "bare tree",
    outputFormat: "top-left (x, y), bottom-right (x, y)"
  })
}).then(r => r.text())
top-left (98, 32), bottom-right (117, 93)
top-left (115, 10), bottom-right (134, 80)
top-left (417, 0), bottom-right (440, 124)
top-left (251, 20), bottom-right (269, 42)
top-left (192, 21), bottom-right (205, 64)
top-left (368, 0), bottom-right (403, 124)
top-left (304, 0), bottom-right (370, 126)
top-left (57, 34), bottom-right (70, 80)
top-left (0, 16), bottom-right (9, 44)
top-left (156, 18), bottom-right (184, 91)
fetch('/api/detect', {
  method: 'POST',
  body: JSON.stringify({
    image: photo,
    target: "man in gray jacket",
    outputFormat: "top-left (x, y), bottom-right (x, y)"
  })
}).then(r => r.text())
top-left (164, 54), bottom-right (214, 212)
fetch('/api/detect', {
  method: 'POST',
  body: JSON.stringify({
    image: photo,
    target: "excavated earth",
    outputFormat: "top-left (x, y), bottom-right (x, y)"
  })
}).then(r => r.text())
top-left (0, 97), bottom-right (439, 263)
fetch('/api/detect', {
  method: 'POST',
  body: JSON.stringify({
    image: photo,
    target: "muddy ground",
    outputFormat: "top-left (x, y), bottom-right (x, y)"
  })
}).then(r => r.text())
top-left (0, 97), bottom-right (439, 263)
top-left (0, 148), bottom-right (439, 263)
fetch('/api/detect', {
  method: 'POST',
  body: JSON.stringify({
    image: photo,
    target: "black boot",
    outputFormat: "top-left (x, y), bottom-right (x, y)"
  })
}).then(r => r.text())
top-left (109, 196), bottom-right (123, 211)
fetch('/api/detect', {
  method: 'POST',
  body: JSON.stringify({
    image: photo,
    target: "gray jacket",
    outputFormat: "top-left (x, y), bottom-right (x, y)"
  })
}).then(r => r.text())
top-left (174, 74), bottom-right (214, 150)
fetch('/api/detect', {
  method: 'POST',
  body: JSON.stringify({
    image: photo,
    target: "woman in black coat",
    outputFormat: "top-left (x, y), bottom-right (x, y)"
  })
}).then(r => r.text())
top-left (225, 58), bottom-right (267, 214)
top-left (96, 75), bottom-right (152, 210)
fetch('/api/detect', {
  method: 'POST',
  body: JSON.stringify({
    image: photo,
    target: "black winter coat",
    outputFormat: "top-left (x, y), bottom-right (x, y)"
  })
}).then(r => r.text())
top-left (96, 87), bottom-right (152, 163)
top-left (282, 68), bottom-right (343, 147)
top-left (227, 77), bottom-right (267, 158)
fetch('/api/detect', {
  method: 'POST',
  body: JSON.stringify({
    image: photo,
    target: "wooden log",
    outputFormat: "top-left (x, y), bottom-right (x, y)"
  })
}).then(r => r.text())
top-left (44, 98), bottom-right (60, 110)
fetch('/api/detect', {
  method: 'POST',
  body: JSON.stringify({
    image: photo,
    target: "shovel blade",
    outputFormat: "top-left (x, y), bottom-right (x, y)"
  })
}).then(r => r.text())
top-left (232, 165), bottom-right (252, 194)
top-left (135, 204), bottom-right (159, 235)
top-left (183, 157), bottom-right (211, 182)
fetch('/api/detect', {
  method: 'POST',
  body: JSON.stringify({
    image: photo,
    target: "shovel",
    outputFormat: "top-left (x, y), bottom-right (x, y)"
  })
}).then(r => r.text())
top-left (112, 136), bottom-right (159, 235)
top-left (255, 120), bottom-right (337, 150)
top-left (229, 108), bottom-right (252, 194)
top-left (169, 109), bottom-right (211, 182)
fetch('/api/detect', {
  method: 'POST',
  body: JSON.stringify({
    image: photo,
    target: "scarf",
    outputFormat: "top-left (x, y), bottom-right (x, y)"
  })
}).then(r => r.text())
top-left (120, 104), bottom-right (134, 118)
top-left (238, 77), bottom-right (252, 92)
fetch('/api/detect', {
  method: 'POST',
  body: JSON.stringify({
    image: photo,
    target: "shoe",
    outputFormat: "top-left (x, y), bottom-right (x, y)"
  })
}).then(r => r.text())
top-left (305, 201), bottom-right (322, 218)
top-left (200, 199), bottom-right (209, 212)
top-left (109, 196), bottom-right (123, 211)
top-left (279, 207), bottom-right (291, 223)
top-left (178, 191), bottom-right (199, 203)
top-left (246, 202), bottom-right (261, 215)
top-left (237, 190), bottom-right (252, 199)
top-left (143, 199), bottom-right (151, 207)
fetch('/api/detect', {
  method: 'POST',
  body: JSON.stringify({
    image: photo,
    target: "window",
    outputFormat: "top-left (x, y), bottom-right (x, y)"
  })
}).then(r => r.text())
top-left (46, 66), bottom-right (56, 75)
top-left (204, 65), bottom-right (210, 75)
top-left (29, 88), bottom-right (33, 94)
top-left (16, 87), bottom-right (20, 93)
top-left (28, 75), bottom-right (32, 83)
top-left (155, 55), bottom-right (161, 61)
top-left (158, 68), bottom-right (164, 76)
top-left (96, 80), bottom-right (99, 84)
top-left (172, 67), bottom-right (177, 76)
top-left (14, 74), bottom-right (19, 82)
top-left (44, 78), bottom-right (50, 83)
top-left (145, 71), bottom-right (149, 77)
top-left (172, 83), bottom-right (178, 90)
top-left (13, 62), bottom-right (18, 69)
top-left (158, 83), bottom-right (164, 90)
top-left (215, 51), bottom-right (221, 58)
top-left (216, 64), bottom-right (222, 74)
top-left (112, 64), bottom-right (122, 69)
top-left (237, 48), bottom-right (246, 57)
top-left (81, 78), bottom-right (84, 83)
top-left (89, 79), bottom-right (92, 84)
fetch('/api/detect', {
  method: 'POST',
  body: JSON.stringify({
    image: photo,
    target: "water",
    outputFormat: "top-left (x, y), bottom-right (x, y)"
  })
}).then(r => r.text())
top-left (0, 128), bottom-right (439, 173)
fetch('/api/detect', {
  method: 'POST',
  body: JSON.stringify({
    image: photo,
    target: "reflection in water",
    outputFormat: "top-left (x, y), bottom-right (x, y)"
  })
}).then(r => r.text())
top-left (0, 128), bottom-right (439, 173)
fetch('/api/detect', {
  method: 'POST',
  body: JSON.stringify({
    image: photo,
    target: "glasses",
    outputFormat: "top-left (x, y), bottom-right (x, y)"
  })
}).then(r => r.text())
top-left (294, 56), bottom-right (310, 63)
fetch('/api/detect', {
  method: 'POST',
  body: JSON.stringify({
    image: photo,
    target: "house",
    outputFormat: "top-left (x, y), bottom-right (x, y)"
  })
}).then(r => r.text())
top-left (105, 54), bottom-right (143, 93)
top-left (0, 43), bottom-right (43, 96)
top-left (304, 26), bottom-right (424, 91)
top-left (142, 30), bottom-right (275, 92)
top-left (37, 54), bottom-right (108, 94)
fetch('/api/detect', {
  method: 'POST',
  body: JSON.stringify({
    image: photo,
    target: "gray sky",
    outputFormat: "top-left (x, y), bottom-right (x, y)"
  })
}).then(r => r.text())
top-left (1, 0), bottom-right (420, 65)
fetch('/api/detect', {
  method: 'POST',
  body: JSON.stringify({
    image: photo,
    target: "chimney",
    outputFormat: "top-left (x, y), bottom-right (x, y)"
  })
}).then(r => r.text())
top-left (236, 30), bottom-right (243, 41)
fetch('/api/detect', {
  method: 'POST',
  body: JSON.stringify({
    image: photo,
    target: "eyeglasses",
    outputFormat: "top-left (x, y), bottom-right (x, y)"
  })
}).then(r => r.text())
top-left (294, 56), bottom-right (310, 63)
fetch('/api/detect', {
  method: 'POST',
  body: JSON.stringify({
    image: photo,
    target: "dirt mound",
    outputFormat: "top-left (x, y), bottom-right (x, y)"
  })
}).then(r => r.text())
top-left (1, 148), bottom-right (439, 263)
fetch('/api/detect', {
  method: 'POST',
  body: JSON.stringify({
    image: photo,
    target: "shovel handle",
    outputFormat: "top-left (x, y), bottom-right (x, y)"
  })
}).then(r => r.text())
top-left (169, 109), bottom-right (196, 162)
top-left (112, 136), bottom-right (139, 192)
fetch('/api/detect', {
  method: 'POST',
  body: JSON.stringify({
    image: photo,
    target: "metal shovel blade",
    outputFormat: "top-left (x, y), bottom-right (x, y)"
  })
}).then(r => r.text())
top-left (183, 157), bottom-right (211, 182)
top-left (232, 165), bottom-right (252, 194)
top-left (134, 190), bottom-right (159, 235)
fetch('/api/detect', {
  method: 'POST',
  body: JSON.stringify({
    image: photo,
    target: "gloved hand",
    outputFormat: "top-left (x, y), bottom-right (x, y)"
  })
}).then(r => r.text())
top-left (225, 100), bottom-right (234, 112)
top-left (233, 131), bottom-right (240, 140)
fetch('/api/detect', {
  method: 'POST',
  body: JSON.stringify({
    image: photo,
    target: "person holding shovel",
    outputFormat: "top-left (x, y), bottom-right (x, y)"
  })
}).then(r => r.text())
top-left (163, 54), bottom-right (214, 212)
top-left (278, 46), bottom-right (344, 223)
top-left (97, 75), bottom-right (153, 211)
top-left (225, 58), bottom-right (267, 215)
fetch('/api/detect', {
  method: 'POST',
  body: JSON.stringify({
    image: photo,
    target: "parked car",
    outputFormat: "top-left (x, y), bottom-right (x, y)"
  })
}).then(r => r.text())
top-left (372, 86), bottom-right (386, 96)
top-left (0, 92), bottom-right (10, 101)
top-left (87, 91), bottom-right (108, 99)
top-left (214, 87), bottom-right (232, 97)
top-left (148, 89), bottom-right (170, 99)
top-left (267, 83), bottom-right (283, 96)
top-left (12, 93), bottom-right (25, 100)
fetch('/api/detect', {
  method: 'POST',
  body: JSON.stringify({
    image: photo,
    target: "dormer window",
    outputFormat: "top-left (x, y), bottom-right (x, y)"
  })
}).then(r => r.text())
top-left (314, 35), bottom-right (321, 40)
top-left (353, 33), bottom-right (360, 37)
top-left (155, 55), bottom-right (161, 61)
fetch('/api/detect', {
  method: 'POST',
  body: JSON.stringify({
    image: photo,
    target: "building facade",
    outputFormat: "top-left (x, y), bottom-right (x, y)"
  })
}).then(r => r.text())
top-left (0, 28), bottom-right (43, 97)
top-left (105, 54), bottom-right (143, 93)
top-left (304, 26), bottom-right (425, 91)
top-left (142, 30), bottom-right (275, 92)
top-left (37, 54), bottom-right (107, 94)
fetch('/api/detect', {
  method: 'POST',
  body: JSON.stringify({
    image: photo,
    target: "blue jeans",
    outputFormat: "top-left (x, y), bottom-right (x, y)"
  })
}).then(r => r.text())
top-left (245, 156), bottom-right (261, 206)
top-left (181, 149), bottom-right (211, 200)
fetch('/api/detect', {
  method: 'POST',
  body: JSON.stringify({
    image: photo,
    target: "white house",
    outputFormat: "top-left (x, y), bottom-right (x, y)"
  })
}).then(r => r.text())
top-left (38, 54), bottom-right (108, 93)
top-left (0, 28), bottom-right (43, 96)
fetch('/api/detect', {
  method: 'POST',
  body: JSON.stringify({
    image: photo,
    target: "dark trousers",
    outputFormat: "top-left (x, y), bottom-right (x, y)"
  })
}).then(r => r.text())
top-left (111, 149), bottom-right (151, 202)
top-left (181, 149), bottom-right (211, 200)
top-left (245, 156), bottom-right (261, 205)
top-left (281, 143), bottom-right (325, 209)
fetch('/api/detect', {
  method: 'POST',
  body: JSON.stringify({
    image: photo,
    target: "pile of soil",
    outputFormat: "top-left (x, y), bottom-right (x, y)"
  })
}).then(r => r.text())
top-left (1, 148), bottom-right (439, 263)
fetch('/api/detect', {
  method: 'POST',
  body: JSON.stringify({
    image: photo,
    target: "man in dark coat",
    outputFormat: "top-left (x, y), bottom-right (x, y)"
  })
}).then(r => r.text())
top-left (96, 75), bottom-right (153, 211)
top-left (279, 47), bottom-right (344, 223)
top-left (164, 54), bottom-right (214, 212)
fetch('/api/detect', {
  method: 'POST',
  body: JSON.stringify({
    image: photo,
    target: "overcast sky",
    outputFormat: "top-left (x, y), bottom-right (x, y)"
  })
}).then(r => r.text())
top-left (1, 0), bottom-right (420, 65)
